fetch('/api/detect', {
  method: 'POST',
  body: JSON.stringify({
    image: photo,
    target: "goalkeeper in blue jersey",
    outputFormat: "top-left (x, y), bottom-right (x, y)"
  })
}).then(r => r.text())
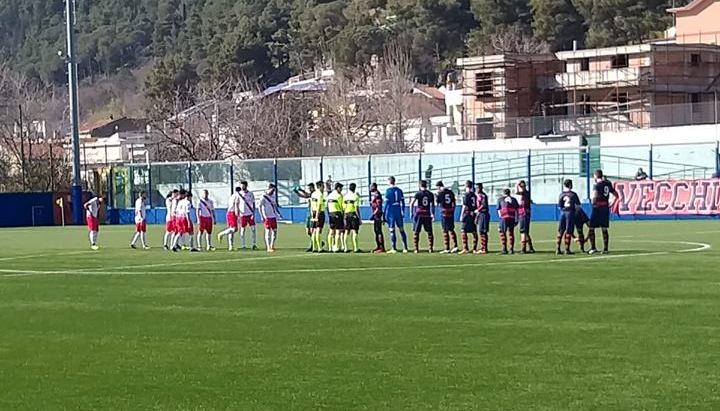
top-left (383, 176), bottom-right (409, 253)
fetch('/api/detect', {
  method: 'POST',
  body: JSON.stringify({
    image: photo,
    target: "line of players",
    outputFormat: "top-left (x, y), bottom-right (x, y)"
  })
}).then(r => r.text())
top-left (82, 169), bottom-right (616, 255)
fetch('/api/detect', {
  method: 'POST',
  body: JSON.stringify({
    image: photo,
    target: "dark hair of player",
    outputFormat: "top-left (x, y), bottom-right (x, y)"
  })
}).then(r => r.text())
top-left (268, 183), bottom-right (276, 189)
top-left (465, 180), bottom-right (473, 188)
top-left (241, 181), bottom-right (248, 187)
top-left (349, 183), bottom-right (357, 191)
top-left (334, 182), bottom-right (343, 191)
top-left (172, 189), bottom-right (179, 194)
top-left (388, 176), bottom-right (396, 185)
top-left (436, 181), bottom-right (444, 188)
top-left (316, 180), bottom-right (324, 188)
top-left (166, 192), bottom-right (173, 198)
top-left (476, 183), bottom-right (483, 191)
top-left (179, 189), bottom-right (187, 195)
top-left (594, 169), bottom-right (604, 179)
top-left (370, 182), bottom-right (378, 191)
top-left (503, 188), bottom-right (511, 196)
top-left (419, 180), bottom-right (428, 189)
top-left (564, 179), bottom-right (573, 189)
top-left (307, 182), bottom-right (315, 189)
top-left (235, 186), bottom-right (241, 193)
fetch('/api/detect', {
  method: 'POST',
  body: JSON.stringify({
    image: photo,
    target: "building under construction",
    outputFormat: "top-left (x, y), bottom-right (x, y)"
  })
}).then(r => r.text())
top-left (456, 42), bottom-right (720, 140)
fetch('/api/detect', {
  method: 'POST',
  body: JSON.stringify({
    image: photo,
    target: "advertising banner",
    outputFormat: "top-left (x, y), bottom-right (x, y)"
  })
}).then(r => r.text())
top-left (614, 179), bottom-right (720, 215)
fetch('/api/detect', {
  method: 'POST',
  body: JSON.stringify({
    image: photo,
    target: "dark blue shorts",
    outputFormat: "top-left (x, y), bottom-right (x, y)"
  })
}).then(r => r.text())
top-left (589, 207), bottom-right (610, 228)
top-left (414, 215), bottom-right (433, 233)
top-left (498, 218), bottom-right (516, 233)
top-left (519, 215), bottom-right (531, 234)
top-left (558, 211), bottom-right (576, 235)
top-left (461, 214), bottom-right (476, 233)
top-left (441, 215), bottom-right (455, 232)
top-left (386, 209), bottom-right (403, 229)
top-left (476, 212), bottom-right (490, 234)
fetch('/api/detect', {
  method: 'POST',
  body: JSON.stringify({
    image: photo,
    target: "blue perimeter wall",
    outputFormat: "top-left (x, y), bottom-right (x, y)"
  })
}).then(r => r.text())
top-left (109, 204), bottom-right (720, 225)
top-left (0, 193), bottom-right (54, 227)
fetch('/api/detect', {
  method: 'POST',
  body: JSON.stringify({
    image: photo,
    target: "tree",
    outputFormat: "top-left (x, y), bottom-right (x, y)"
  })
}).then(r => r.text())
top-left (467, 24), bottom-right (551, 55)
top-left (0, 65), bottom-right (70, 192)
top-left (530, 0), bottom-right (585, 51)
top-left (573, 0), bottom-right (671, 47)
top-left (470, 0), bottom-right (532, 34)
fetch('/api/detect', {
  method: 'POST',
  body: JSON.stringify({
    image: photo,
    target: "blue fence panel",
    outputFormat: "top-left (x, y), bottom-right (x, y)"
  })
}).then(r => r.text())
top-left (0, 193), bottom-right (54, 227)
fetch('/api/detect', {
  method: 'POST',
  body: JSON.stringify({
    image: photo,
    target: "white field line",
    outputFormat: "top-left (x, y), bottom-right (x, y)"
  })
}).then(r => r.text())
top-left (0, 239), bottom-right (711, 279)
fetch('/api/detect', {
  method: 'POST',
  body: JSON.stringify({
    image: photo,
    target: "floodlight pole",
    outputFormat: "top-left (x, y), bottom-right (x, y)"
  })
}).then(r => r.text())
top-left (66, 0), bottom-right (83, 224)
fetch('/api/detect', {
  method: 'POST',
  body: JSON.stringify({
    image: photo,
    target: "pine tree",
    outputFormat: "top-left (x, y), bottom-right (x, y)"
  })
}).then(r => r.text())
top-left (530, 0), bottom-right (585, 51)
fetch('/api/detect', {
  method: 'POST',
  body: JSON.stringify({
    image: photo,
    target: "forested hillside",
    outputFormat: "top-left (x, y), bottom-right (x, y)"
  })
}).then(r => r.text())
top-left (0, 0), bottom-right (683, 87)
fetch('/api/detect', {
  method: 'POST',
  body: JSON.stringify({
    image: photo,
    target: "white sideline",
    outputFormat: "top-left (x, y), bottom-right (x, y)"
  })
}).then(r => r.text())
top-left (0, 238), bottom-right (710, 278)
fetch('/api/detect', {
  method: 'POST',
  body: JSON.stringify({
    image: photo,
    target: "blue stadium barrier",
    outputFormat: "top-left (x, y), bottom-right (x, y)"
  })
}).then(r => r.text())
top-left (0, 193), bottom-right (55, 227)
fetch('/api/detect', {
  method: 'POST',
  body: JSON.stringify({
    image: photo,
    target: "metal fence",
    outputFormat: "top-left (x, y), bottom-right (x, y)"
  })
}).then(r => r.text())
top-left (108, 141), bottom-right (720, 209)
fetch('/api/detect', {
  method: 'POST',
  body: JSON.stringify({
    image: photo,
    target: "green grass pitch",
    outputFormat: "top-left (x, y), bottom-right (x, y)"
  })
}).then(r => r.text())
top-left (1, 221), bottom-right (719, 410)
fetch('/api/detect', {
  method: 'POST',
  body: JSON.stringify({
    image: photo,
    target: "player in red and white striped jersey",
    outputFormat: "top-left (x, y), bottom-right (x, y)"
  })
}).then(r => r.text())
top-left (130, 191), bottom-right (149, 250)
top-left (218, 187), bottom-right (241, 251)
top-left (84, 196), bottom-right (104, 250)
top-left (259, 184), bottom-right (281, 252)
top-left (196, 189), bottom-right (216, 251)
top-left (238, 181), bottom-right (258, 250)
top-left (163, 189), bottom-right (179, 250)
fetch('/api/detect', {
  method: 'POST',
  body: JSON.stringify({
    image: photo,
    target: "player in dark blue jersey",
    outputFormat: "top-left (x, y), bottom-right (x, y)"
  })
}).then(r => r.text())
top-left (475, 183), bottom-right (491, 254)
top-left (435, 181), bottom-right (458, 253)
top-left (557, 179), bottom-right (581, 255)
top-left (497, 188), bottom-right (520, 255)
top-left (410, 180), bottom-right (435, 253)
top-left (370, 183), bottom-right (385, 253)
top-left (588, 169), bottom-right (617, 254)
top-left (516, 180), bottom-right (535, 254)
top-left (459, 181), bottom-right (478, 254)
top-left (575, 207), bottom-right (590, 253)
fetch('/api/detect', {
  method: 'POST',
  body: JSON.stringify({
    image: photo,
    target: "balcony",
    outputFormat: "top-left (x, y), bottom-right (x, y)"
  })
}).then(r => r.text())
top-left (541, 67), bottom-right (652, 90)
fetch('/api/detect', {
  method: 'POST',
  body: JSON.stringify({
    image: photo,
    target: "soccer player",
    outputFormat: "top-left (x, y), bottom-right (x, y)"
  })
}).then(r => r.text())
top-left (310, 180), bottom-right (326, 252)
top-left (185, 192), bottom-right (200, 252)
top-left (218, 187), bottom-right (241, 251)
top-left (557, 179), bottom-right (581, 255)
top-left (197, 189), bottom-right (216, 251)
top-left (475, 183), bottom-right (491, 254)
top-left (369, 183), bottom-right (385, 253)
top-left (326, 182), bottom-right (346, 252)
top-left (575, 207), bottom-right (590, 253)
top-left (172, 190), bottom-right (197, 252)
top-left (239, 181), bottom-right (258, 250)
top-left (588, 169), bottom-right (617, 254)
top-left (459, 181), bottom-right (478, 254)
top-left (410, 180), bottom-right (435, 253)
top-left (435, 181), bottom-right (459, 254)
top-left (343, 183), bottom-right (362, 253)
top-left (384, 176), bottom-right (409, 254)
top-left (131, 191), bottom-right (149, 250)
top-left (259, 184), bottom-right (281, 252)
top-left (516, 180), bottom-right (536, 254)
top-left (294, 182), bottom-right (317, 252)
top-left (84, 196), bottom-right (104, 250)
top-left (163, 189), bottom-right (179, 250)
top-left (497, 188), bottom-right (519, 255)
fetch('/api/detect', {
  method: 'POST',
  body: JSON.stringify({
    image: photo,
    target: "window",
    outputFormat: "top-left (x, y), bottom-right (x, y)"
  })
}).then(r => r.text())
top-left (580, 58), bottom-right (590, 71)
top-left (611, 92), bottom-right (629, 112)
top-left (580, 94), bottom-right (592, 115)
top-left (611, 54), bottom-right (629, 68)
top-left (475, 118), bottom-right (493, 139)
top-left (691, 53), bottom-right (701, 67)
top-left (474, 73), bottom-right (493, 99)
top-left (691, 93), bottom-right (702, 113)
